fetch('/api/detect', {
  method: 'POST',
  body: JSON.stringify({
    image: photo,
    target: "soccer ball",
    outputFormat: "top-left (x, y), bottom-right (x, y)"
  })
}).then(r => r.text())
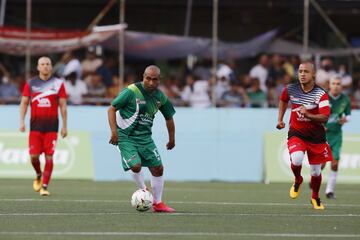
top-left (130, 189), bottom-right (153, 212)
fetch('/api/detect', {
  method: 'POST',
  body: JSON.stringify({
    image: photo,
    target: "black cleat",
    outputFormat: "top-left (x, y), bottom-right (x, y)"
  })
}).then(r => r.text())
top-left (326, 192), bottom-right (336, 199)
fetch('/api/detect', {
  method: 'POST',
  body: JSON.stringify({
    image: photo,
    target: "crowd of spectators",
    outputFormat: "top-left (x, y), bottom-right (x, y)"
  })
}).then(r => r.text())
top-left (161, 54), bottom-right (360, 108)
top-left (1, 49), bottom-right (360, 108)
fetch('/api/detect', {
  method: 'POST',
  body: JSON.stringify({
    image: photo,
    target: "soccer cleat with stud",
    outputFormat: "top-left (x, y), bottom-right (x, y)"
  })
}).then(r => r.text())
top-left (40, 187), bottom-right (50, 196)
top-left (289, 177), bottom-right (303, 199)
top-left (326, 192), bottom-right (336, 199)
top-left (311, 198), bottom-right (325, 210)
top-left (33, 177), bottom-right (42, 192)
top-left (152, 202), bottom-right (175, 213)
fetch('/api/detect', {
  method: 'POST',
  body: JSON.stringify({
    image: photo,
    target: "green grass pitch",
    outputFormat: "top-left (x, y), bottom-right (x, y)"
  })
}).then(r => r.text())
top-left (0, 180), bottom-right (359, 240)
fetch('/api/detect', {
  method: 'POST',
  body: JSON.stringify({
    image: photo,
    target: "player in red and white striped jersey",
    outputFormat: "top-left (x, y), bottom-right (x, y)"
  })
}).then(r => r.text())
top-left (277, 62), bottom-right (332, 210)
top-left (19, 56), bottom-right (68, 196)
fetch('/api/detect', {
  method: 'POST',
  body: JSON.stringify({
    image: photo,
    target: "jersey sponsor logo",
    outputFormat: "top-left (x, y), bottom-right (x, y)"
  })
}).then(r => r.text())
top-left (294, 111), bottom-right (311, 122)
top-left (138, 113), bottom-right (153, 125)
top-left (37, 97), bottom-right (51, 108)
top-left (292, 104), bottom-right (315, 122)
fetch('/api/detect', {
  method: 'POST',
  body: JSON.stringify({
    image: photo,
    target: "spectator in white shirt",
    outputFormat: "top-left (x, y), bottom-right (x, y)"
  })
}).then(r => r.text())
top-left (181, 74), bottom-right (211, 108)
top-left (316, 58), bottom-right (337, 90)
top-left (337, 64), bottom-right (352, 94)
top-left (249, 54), bottom-right (269, 92)
top-left (64, 72), bottom-right (88, 105)
top-left (62, 51), bottom-right (82, 80)
top-left (214, 64), bottom-right (232, 101)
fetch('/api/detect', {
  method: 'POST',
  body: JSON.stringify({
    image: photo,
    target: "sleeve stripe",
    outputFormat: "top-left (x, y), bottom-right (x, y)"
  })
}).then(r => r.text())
top-left (319, 100), bottom-right (329, 108)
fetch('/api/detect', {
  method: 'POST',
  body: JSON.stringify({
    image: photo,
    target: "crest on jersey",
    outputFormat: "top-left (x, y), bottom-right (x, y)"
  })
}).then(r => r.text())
top-left (37, 98), bottom-right (51, 108)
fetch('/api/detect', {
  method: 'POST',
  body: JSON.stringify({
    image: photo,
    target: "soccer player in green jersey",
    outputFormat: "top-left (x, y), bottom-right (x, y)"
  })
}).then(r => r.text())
top-left (324, 77), bottom-right (351, 199)
top-left (107, 65), bottom-right (176, 212)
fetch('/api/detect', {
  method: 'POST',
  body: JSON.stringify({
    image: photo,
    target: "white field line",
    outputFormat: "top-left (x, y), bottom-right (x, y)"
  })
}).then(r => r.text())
top-left (0, 232), bottom-right (360, 238)
top-left (0, 212), bottom-right (359, 217)
top-left (1, 186), bottom-right (359, 194)
top-left (0, 198), bottom-right (360, 208)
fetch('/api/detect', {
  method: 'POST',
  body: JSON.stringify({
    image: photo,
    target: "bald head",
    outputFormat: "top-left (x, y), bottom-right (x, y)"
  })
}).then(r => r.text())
top-left (143, 65), bottom-right (161, 92)
top-left (37, 56), bottom-right (53, 79)
top-left (144, 65), bottom-right (161, 76)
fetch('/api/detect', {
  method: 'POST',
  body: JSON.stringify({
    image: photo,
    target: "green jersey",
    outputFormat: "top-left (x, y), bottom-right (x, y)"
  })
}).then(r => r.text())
top-left (111, 82), bottom-right (175, 143)
top-left (326, 93), bottom-right (351, 133)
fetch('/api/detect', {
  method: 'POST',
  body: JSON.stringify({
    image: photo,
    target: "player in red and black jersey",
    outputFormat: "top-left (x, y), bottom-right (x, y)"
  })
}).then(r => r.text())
top-left (19, 56), bottom-right (67, 196)
top-left (277, 62), bottom-right (332, 210)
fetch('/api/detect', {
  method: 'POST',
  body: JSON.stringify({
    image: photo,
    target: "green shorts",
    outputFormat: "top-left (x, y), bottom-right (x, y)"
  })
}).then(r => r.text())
top-left (326, 131), bottom-right (342, 161)
top-left (117, 138), bottom-right (162, 171)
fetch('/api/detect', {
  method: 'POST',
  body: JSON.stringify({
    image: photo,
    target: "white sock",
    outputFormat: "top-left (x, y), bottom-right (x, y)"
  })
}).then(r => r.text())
top-left (326, 170), bottom-right (338, 194)
top-left (151, 175), bottom-right (164, 204)
top-left (131, 170), bottom-right (146, 190)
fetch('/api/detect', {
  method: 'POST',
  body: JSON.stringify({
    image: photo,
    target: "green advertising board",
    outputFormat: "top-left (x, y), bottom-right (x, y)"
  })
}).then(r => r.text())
top-left (265, 132), bottom-right (360, 183)
top-left (0, 131), bottom-right (94, 179)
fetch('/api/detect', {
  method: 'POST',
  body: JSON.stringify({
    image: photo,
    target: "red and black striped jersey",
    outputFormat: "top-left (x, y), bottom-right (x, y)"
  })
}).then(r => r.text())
top-left (280, 83), bottom-right (330, 143)
top-left (22, 76), bottom-right (67, 132)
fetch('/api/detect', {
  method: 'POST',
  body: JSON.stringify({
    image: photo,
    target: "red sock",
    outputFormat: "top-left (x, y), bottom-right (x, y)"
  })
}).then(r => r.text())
top-left (31, 158), bottom-right (42, 176)
top-left (291, 163), bottom-right (303, 184)
top-left (311, 174), bottom-right (322, 199)
top-left (42, 160), bottom-right (54, 187)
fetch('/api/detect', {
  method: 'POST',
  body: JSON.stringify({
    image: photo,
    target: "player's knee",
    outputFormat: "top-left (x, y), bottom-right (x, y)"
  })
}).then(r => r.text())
top-left (30, 155), bottom-right (40, 162)
top-left (290, 151), bottom-right (304, 166)
top-left (331, 161), bottom-right (338, 171)
top-left (310, 164), bottom-right (321, 177)
top-left (150, 165), bottom-right (163, 177)
top-left (131, 164), bottom-right (142, 173)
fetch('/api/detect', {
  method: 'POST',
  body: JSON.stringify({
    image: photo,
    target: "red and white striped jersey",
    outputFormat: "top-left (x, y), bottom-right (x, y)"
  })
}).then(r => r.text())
top-left (280, 83), bottom-right (330, 143)
top-left (22, 76), bottom-right (67, 132)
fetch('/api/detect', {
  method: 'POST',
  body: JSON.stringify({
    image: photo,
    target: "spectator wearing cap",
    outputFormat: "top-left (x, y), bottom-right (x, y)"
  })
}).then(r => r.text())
top-left (214, 64), bottom-right (232, 101)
